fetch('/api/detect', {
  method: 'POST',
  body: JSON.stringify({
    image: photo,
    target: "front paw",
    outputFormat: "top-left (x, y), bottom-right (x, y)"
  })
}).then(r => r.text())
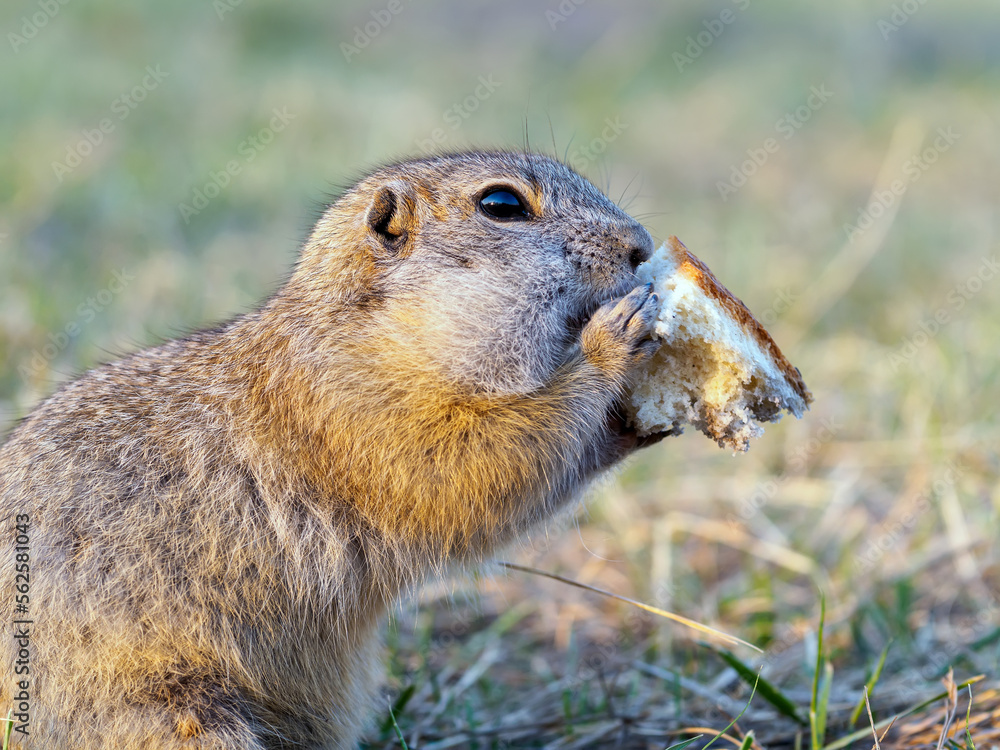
top-left (581, 283), bottom-right (660, 384)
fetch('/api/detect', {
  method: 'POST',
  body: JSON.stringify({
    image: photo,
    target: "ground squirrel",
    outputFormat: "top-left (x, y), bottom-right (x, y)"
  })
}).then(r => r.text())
top-left (0, 150), bottom-right (664, 749)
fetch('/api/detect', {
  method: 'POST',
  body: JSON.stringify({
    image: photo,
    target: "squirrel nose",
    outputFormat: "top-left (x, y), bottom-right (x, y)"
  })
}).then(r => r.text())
top-left (625, 226), bottom-right (654, 271)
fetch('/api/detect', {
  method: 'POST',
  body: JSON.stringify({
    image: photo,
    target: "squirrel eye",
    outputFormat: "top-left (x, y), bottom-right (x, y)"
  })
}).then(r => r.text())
top-left (479, 189), bottom-right (529, 220)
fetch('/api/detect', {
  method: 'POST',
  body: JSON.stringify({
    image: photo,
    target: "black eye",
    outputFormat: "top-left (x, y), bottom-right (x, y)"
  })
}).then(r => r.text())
top-left (479, 189), bottom-right (529, 220)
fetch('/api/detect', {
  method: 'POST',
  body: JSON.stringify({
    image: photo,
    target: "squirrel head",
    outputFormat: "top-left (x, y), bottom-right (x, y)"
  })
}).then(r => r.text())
top-left (291, 150), bottom-right (653, 394)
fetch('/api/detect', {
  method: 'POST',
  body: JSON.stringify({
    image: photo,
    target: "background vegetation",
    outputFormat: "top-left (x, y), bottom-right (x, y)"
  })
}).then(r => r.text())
top-left (1, 0), bottom-right (998, 746)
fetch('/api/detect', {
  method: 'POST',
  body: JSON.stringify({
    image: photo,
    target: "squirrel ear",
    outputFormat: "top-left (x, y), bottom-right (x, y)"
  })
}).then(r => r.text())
top-left (365, 182), bottom-right (416, 254)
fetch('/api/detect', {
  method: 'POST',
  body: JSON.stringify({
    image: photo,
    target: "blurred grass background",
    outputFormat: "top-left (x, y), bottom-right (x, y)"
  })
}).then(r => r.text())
top-left (2, 0), bottom-right (999, 746)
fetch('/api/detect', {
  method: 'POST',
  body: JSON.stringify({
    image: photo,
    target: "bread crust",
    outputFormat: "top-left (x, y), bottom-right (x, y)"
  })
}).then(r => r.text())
top-left (665, 236), bottom-right (812, 407)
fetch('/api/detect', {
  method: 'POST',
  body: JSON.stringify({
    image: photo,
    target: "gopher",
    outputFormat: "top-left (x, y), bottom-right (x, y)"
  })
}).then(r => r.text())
top-left (0, 150), bottom-right (663, 749)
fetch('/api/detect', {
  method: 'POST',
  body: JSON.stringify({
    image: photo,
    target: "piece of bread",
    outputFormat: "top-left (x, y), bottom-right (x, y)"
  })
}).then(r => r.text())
top-left (627, 236), bottom-right (812, 452)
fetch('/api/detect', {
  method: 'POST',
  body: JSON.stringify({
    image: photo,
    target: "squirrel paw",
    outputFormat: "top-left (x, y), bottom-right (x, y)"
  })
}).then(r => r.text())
top-left (581, 283), bottom-right (659, 381)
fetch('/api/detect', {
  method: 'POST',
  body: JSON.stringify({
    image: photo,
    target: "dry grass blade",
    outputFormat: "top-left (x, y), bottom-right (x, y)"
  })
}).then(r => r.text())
top-left (864, 686), bottom-right (896, 750)
top-left (497, 561), bottom-right (761, 653)
top-left (890, 683), bottom-right (1000, 747)
top-left (864, 686), bottom-right (877, 750)
top-left (823, 676), bottom-right (986, 750)
top-left (673, 728), bottom-right (750, 749)
top-left (935, 669), bottom-right (959, 750)
top-left (879, 720), bottom-right (897, 747)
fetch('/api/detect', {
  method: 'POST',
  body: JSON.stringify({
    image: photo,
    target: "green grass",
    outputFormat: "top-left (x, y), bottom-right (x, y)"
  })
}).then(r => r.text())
top-left (2, 0), bottom-right (999, 747)
top-left (1, 709), bottom-right (11, 750)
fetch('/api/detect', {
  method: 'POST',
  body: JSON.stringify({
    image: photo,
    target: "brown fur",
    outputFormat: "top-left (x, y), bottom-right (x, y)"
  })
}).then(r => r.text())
top-left (0, 150), bottom-right (659, 748)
